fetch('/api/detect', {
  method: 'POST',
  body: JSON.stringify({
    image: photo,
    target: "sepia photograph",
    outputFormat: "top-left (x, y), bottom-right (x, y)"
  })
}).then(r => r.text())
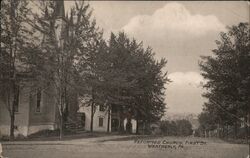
top-left (0, 0), bottom-right (249, 158)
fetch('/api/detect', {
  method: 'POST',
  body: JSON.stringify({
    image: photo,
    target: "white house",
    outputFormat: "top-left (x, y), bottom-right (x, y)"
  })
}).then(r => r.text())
top-left (78, 104), bottom-right (137, 133)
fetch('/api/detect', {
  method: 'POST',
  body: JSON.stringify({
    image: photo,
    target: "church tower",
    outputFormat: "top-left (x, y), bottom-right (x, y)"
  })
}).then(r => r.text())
top-left (54, 0), bottom-right (66, 48)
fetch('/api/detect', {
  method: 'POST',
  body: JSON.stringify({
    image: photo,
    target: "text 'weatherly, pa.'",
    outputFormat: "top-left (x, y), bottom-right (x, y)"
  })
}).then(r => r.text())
top-left (134, 139), bottom-right (207, 149)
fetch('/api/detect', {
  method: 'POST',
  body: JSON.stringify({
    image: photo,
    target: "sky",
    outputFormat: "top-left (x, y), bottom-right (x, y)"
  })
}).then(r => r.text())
top-left (65, 1), bottom-right (249, 114)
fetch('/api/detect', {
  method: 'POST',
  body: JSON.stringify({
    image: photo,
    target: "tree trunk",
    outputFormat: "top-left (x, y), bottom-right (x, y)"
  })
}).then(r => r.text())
top-left (126, 118), bottom-right (132, 134)
top-left (244, 116), bottom-right (248, 139)
top-left (10, 111), bottom-right (15, 140)
top-left (10, 83), bottom-right (19, 140)
top-left (90, 101), bottom-right (94, 132)
top-left (119, 107), bottom-right (124, 133)
top-left (58, 88), bottom-right (65, 140)
top-left (217, 124), bottom-right (220, 138)
top-left (59, 113), bottom-right (63, 140)
top-left (119, 118), bottom-right (124, 133)
top-left (143, 121), bottom-right (145, 136)
top-left (136, 116), bottom-right (139, 134)
top-left (222, 125), bottom-right (225, 138)
top-left (8, 0), bottom-right (18, 141)
top-left (248, 112), bottom-right (250, 157)
top-left (226, 125), bottom-right (229, 139)
top-left (107, 106), bottom-right (110, 133)
top-left (64, 87), bottom-right (68, 122)
top-left (234, 120), bottom-right (238, 139)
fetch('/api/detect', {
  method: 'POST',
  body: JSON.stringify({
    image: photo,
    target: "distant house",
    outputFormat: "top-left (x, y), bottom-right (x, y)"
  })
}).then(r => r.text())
top-left (0, 1), bottom-right (78, 137)
top-left (78, 104), bottom-right (137, 133)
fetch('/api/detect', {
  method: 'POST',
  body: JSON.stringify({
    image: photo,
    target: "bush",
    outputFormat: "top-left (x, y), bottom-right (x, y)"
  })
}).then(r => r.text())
top-left (28, 129), bottom-right (60, 138)
top-left (0, 135), bottom-right (10, 141)
top-left (160, 119), bottom-right (193, 136)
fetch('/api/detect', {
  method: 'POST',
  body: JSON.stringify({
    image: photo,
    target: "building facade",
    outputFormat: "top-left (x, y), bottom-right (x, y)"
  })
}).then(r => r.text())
top-left (0, 1), bottom-right (78, 137)
top-left (0, 85), bottom-right (59, 136)
top-left (0, 1), bottom-right (138, 137)
top-left (79, 104), bottom-right (137, 133)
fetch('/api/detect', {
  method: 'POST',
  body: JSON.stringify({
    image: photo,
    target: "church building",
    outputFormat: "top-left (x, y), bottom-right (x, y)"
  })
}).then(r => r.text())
top-left (0, 1), bottom-right (137, 137)
top-left (0, 1), bottom-right (78, 137)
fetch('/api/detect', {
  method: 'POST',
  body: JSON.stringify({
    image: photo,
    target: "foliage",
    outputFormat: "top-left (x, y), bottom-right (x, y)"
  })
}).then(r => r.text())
top-left (199, 22), bottom-right (250, 138)
top-left (160, 119), bottom-right (193, 136)
top-left (104, 32), bottom-right (169, 125)
top-left (0, 0), bottom-right (38, 140)
top-left (198, 111), bottom-right (217, 132)
top-left (1, 0), bottom-right (169, 137)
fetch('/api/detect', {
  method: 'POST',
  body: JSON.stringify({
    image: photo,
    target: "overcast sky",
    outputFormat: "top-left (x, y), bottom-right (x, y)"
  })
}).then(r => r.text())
top-left (65, 1), bottom-right (249, 114)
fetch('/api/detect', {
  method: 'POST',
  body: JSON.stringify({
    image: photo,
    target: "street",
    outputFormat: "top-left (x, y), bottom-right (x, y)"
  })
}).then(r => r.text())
top-left (1, 136), bottom-right (248, 158)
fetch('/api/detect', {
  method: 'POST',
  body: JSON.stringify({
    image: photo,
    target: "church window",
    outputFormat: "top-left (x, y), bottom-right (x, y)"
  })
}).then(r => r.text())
top-left (36, 89), bottom-right (42, 112)
top-left (99, 117), bottom-right (104, 127)
top-left (99, 104), bottom-right (105, 111)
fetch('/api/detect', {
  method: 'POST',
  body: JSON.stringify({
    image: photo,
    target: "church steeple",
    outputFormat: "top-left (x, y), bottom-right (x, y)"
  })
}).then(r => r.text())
top-left (53, 0), bottom-right (66, 48)
top-left (54, 1), bottom-right (65, 18)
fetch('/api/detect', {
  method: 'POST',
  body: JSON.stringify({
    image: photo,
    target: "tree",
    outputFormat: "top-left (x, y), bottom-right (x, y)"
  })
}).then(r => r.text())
top-left (160, 119), bottom-right (192, 136)
top-left (103, 32), bottom-right (169, 133)
top-left (175, 119), bottom-right (193, 136)
top-left (198, 111), bottom-right (217, 137)
top-left (21, 1), bottom-right (80, 139)
top-left (160, 120), bottom-right (177, 136)
top-left (0, 0), bottom-right (37, 140)
top-left (199, 22), bottom-right (250, 138)
top-left (67, 1), bottom-right (106, 132)
top-left (27, 1), bottom-right (106, 136)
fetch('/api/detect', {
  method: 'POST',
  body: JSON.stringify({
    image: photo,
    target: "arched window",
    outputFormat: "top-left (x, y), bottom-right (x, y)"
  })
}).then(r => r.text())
top-left (36, 89), bottom-right (42, 112)
top-left (99, 117), bottom-right (104, 127)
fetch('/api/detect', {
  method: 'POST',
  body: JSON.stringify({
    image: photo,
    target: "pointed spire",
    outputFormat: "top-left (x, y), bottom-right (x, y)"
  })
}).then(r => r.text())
top-left (44, 6), bottom-right (49, 19)
top-left (70, 8), bottom-right (74, 25)
top-left (65, 11), bottom-right (68, 20)
top-left (54, 0), bottom-right (65, 18)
